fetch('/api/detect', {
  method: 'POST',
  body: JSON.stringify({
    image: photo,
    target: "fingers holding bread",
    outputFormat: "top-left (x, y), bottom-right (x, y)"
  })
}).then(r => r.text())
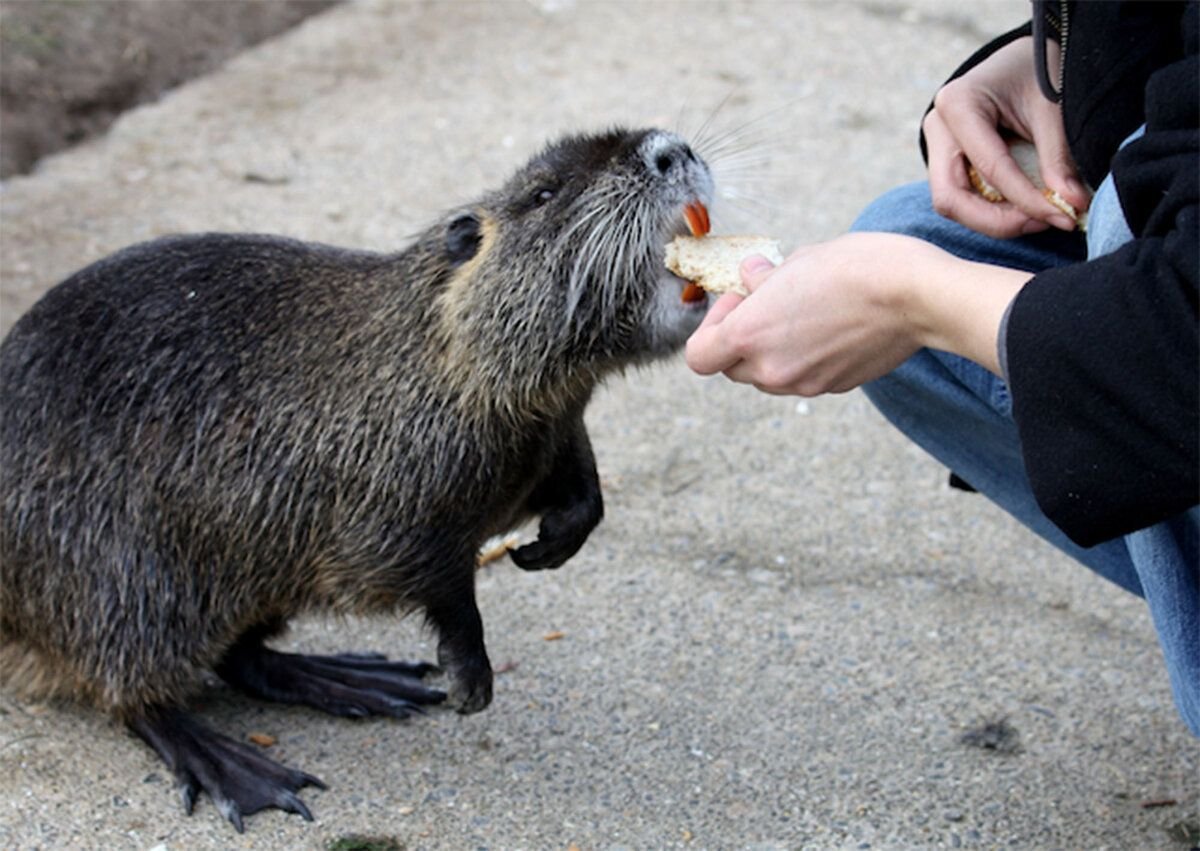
top-left (665, 235), bottom-right (784, 297)
top-left (967, 138), bottom-right (1089, 231)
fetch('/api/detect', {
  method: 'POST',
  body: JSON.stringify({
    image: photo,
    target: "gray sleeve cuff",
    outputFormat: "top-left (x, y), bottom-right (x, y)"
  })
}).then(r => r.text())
top-left (997, 296), bottom-right (1016, 382)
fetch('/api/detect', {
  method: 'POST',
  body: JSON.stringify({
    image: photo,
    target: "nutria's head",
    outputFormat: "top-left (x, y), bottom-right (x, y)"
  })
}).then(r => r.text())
top-left (431, 127), bottom-right (714, 414)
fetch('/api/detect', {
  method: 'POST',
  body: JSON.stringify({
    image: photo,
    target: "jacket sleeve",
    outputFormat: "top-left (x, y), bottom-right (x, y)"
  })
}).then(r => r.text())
top-left (1004, 48), bottom-right (1199, 547)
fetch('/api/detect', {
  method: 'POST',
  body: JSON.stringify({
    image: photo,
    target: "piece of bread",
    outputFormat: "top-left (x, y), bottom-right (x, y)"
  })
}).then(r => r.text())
top-left (967, 138), bottom-right (1089, 231)
top-left (664, 235), bottom-right (784, 296)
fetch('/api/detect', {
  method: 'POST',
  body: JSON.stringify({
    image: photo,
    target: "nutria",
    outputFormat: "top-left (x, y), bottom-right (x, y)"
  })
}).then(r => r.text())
top-left (0, 127), bottom-right (714, 831)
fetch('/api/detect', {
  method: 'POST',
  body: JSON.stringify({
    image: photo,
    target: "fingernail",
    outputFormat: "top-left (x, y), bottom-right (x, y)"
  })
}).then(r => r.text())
top-left (1065, 177), bottom-right (1088, 201)
top-left (741, 255), bottom-right (775, 275)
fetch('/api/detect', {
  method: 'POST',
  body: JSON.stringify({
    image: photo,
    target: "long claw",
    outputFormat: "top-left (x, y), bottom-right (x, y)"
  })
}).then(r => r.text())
top-left (293, 768), bottom-right (328, 791)
top-left (278, 789), bottom-right (315, 822)
top-left (180, 779), bottom-right (198, 816)
top-left (218, 797), bottom-right (245, 834)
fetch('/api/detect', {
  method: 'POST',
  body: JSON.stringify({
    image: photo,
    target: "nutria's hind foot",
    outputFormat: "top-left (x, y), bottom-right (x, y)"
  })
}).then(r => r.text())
top-left (216, 639), bottom-right (446, 719)
top-left (129, 707), bottom-right (326, 833)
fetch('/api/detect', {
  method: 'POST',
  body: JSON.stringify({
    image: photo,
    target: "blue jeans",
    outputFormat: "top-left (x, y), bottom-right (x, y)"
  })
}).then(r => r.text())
top-left (852, 165), bottom-right (1199, 735)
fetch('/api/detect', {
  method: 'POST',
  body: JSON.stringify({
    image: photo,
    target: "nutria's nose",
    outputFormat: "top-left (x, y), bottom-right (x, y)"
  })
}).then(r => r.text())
top-left (641, 131), bottom-right (697, 180)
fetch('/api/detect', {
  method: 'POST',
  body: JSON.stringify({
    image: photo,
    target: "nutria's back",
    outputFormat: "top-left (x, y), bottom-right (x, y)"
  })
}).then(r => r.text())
top-left (0, 235), bottom-right (455, 699)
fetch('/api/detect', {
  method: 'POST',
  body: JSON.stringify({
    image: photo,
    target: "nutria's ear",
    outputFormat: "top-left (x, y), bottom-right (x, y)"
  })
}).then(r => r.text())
top-left (445, 213), bottom-right (482, 266)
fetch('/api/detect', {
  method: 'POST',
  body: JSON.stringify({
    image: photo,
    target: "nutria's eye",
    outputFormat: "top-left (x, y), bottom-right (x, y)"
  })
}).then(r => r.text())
top-left (531, 186), bottom-right (557, 207)
top-left (446, 213), bottom-right (481, 266)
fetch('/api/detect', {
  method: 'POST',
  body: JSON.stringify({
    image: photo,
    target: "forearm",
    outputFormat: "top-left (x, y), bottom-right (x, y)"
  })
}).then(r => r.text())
top-left (684, 232), bottom-right (1032, 396)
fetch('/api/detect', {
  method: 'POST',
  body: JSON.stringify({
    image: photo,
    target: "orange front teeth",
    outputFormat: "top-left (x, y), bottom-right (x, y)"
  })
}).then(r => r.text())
top-left (684, 201), bottom-right (710, 237)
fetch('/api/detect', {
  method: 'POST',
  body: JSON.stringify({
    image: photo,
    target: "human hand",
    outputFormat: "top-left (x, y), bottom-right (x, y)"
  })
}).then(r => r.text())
top-left (684, 233), bottom-right (1030, 395)
top-left (685, 234), bottom-right (927, 395)
top-left (924, 36), bottom-right (1090, 238)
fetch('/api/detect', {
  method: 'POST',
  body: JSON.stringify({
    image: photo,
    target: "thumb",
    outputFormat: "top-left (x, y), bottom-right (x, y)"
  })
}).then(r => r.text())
top-left (739, 254), bottom-right (776, 294)
top-left (1037, 145), bottom-right (1090, 214)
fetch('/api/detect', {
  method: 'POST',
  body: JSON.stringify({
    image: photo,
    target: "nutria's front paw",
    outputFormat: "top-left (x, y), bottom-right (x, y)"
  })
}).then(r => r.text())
top-left (445, 660), bottom-right (493, 714)
top-left (511, 490), bottom-right (603, 571)
top-left (512, 422), bottom-right (604, 571)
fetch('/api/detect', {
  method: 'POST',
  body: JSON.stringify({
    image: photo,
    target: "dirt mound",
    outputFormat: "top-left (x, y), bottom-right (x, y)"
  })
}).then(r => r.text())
top-left (0, 0), bottom-right (337, 179)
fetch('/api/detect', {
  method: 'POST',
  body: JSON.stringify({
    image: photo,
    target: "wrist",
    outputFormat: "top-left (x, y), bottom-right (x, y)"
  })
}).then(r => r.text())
top-left (897, 241), bottom-right (1030, 375)
top-left (881, 238), bottom-right (955, 351)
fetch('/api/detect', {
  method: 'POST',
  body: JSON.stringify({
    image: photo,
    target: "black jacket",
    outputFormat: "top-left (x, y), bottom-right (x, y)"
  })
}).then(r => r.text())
top-left (928, 1), bottom-right (1198, 548)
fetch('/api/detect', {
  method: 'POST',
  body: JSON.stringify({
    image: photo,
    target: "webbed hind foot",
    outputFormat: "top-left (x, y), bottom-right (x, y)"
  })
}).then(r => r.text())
top-left (129, 707), bottom-right (325, 833)
top-left (216, 638), bottom-right (446, 719)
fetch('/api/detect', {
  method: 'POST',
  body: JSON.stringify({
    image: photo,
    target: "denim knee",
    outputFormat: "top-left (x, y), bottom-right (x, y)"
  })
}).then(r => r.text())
top-left (850, 181), bottom-right (1086, 269)
top-left (850, 182), bottom-right (938, 236)
top-left (848, 181), bottom-right (1009, 262)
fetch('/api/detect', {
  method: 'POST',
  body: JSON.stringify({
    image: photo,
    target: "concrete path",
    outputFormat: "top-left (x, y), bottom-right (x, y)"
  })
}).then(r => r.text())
top-left (1, 2), bottom-right (1196, 849)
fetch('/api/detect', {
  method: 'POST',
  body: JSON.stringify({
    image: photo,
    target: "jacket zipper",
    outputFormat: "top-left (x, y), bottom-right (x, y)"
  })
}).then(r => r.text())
top-left (1058, 0), bottom-right (1070, 100)
top-left (1034, 1), bottom-right (1066, 103)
